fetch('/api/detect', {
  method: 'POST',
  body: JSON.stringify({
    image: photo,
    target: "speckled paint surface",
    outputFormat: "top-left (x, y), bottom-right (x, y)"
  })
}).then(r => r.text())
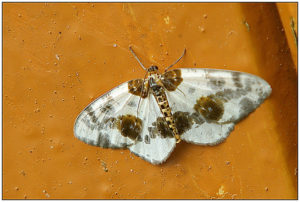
top-left (3, 3), bottom-right (297, 199)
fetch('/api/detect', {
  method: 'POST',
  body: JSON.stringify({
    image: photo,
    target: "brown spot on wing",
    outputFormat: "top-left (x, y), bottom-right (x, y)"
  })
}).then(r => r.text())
top-left (173, 111), bottom-right (193, 135)
top-left (117, 114), bottom-right (142, 140)
top-left (194, 95), bottom-right (224, 121)
top-left (149, 117), bottom-right (173, 138)
top-left (128, 79), bottom-right (149, 98)
top-left (156, 117), bottom-right (173, 138)
top-left (161, 69), bottom-right (183, 91)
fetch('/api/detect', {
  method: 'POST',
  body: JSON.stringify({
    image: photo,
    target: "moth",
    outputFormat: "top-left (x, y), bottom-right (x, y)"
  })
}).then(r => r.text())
top-left (74, 47), bottom-right (271, 164)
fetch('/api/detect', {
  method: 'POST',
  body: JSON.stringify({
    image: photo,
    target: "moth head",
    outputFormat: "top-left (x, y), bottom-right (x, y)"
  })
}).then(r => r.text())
top-left (147, 66), bottom-right (158, 73)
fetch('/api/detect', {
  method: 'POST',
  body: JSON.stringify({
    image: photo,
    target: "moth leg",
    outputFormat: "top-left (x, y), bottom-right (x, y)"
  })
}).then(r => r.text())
top-left (136, 98), bottom-right (142, 118)
top-left (167, 83), bottom-right (186, 97)
top-left (136, 72), bottom-right (149, 117)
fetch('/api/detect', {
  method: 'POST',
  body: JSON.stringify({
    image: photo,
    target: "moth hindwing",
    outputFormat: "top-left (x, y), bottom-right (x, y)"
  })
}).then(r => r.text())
top-left (74, 49), bottom-right (271, 165)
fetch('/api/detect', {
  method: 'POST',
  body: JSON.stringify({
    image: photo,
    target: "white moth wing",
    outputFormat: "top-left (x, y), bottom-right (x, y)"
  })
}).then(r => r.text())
top-left (74, 80), bottom-right (176, 164)
top-left (129, 93), bottom-right (176, 165)
top-left (165, 68), bottom-right (271, 145)
top-left (74, 82), bottom-right (140, 148)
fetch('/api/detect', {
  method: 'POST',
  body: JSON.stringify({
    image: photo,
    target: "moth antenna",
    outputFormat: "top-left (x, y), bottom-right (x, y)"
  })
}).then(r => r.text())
top-left (164, 48), bottom-right (186, 72)
top-left (129, 46), bottom-right (147, 71)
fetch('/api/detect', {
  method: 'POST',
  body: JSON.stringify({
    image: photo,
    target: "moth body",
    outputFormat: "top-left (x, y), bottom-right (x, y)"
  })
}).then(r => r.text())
top-left (146, 66), bottom-right (181, 143)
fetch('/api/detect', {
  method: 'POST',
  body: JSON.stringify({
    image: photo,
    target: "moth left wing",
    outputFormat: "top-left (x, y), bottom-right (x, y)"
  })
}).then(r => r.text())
top-left (74, 81), bottom-right (140, 148)
top-left (163, 68), bottom-right (271, 145)
top-left (74, 80), bottom-right (176, 164)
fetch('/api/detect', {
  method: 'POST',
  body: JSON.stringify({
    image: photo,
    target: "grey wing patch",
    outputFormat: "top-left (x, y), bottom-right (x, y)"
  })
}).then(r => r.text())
top-left (100, 103), bottom-right (114, 113)
top-left (144, 135), bottom-right (150, 144)
top-left (188, 87), bottom-right (196, 94)
top-left (231, 71), bottom-right (243, 88)
top-left (127, 100), bottom-right (137, 107)
top-left (209, 77), bottom-right (226, 88)
top-left (238, 97), bottom-right (256, 122)
top-left (85, 105), bottom-right (98, 124)
top-left (190, 112), bottom-right (205, 125)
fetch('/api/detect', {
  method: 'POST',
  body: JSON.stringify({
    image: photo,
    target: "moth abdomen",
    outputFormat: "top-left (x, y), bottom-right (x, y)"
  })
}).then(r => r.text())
top-left (150, 80), bottom-right (181, 143)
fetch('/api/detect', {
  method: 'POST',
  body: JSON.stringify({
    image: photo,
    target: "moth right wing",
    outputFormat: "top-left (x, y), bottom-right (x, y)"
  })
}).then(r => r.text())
top-left (163, 68), bottom-right (271, 145)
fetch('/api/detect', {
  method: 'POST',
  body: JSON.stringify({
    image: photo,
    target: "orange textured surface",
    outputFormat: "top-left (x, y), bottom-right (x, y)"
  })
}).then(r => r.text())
top-left (3, 3), bottom-right (297, 199)
top-left (277, 2), bottom-right (298, 70)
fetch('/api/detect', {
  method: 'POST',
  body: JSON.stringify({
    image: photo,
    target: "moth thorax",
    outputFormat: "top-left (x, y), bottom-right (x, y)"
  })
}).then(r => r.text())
top-left (149, 74), bottom-right (163, 87)
top-left (147, 65), bottom-right (158, 72)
